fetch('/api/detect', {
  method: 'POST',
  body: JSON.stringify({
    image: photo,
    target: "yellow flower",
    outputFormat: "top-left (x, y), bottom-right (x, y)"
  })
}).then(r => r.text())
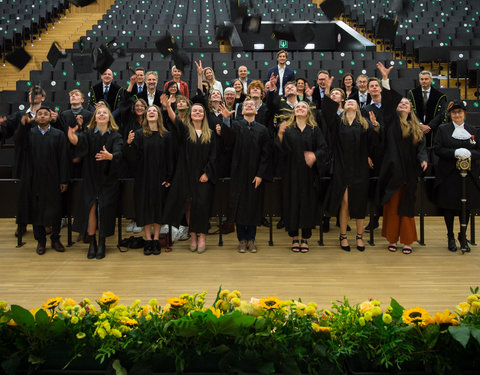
top-left (358, 317), bottom-right (366, 326)
top-left (42, 297), bottom-right (63, 310)
top-left (220, 300), bottom-right (229, 311)
top-left (231, 290), bottom-right (241, 298)
top-left (71, 316), bottom-right (79, 324)
top-left (312, 322), bottom-right (321, 332)
top-left (259, 297), bottom-right (282, 310)
top-left (148, 299), bottom-right (157, 307)
top-left (30, 308), bottom-right (40, 318)
top-left (227, 292), bottom-right (238, 301)
top-left (456, 302), bottom-right (470, 316)
top-left (433, 309), bottom-right (460, 326)
top-left (359, 301), bottom-right (374, 314)
top-left (382, 313), bottom-right (392, 324)
top-left (371, 306), bottom-right (382, 317)
top-left (385, 306), bottom-right (393, 314)
top-left (167, 297), bottom-right (188, 307)
top-left (371, 300), bottom-right (381, 306)
top-left (99, 292), bottom-right (119, 308)
top-left (219, 290), bottom-right (230, 299)
top-left (63, 298), bottom-right (77, 308)
top-left (402, 307), bottom-right (432, 327)
top-left (120, 318), bottom-right (139, 327)
top-left (0, 301), bottom-right (7, 310)
top-left (231, 297), bottom-right (241, 307)
top-left (145, 314), bottom-right (152, 321)
top-left (467, 295), bottom-right (478, 303)
top-left (470, 301), bottom-right (480, 314)
top-left (96, 328), bottom-right (107, 339)
top-left (364, 311), bottom-right (373, 322)
top-left (76, 332), bottom-right (86, 339)
top-left (208, 307), bottom-right (221, 318)
top-left (308, 302), bottom-right (318, 310)
top-left (110, 329), bottom-right (122, 338)
top-left (305, 306), bottom-right (316, 316)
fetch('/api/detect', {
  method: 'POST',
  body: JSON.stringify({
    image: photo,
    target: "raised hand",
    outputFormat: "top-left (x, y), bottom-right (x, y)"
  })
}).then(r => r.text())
top-left (269, 72), bottom-right (278, 91)
top-left (376, 61), bottom-right (393, 79)
top-left (219, 103), bottom-right (234, 119)
top-left (50, 109), bottom-right (59, 122)
top-left (304, 82), bottom-right (314, 97)
top-left (67, 125), bottom-right (79, 145)
top-left (369, 111), bottom-right (379, 127)
top-left (195, 60), bottom-right (205, 76)
top-left (127, 130), bottom-right (135, 145)
top-left (76, 114), bottom-right (84, 128)
top-left (95, 145), bottom-right (113, 161)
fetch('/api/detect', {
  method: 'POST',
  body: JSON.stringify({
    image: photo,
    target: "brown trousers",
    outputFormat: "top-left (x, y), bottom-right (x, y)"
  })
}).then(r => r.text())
top-left (381, 186), bottom-right (417, 245)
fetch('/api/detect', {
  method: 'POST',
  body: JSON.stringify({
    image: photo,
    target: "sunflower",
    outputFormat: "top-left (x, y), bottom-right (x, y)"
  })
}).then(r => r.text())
top-left (98, 292), bottom-right (119, 307)
top-left (42, 297), bottom-right (63, 310)
top-left (402, 307), bottom-right (433, 327)
top-left (433, 309), bottom-right (460, 326)
top-left (259, 296), bottom-right (282, 310)
top-left (167, 297), bottom-right (188, 307)
top-left (120, 318), bottom-right (139, 327)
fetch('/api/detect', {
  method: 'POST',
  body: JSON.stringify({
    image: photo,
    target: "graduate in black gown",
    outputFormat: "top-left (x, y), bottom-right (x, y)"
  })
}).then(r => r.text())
top-left (434, 100), bottom-right (480, 252)
top-left (275, 102), bottom-right (328, 253)
top-left (322, 78), bottom-right (380, 252)
top-left (15, 106), bottom-right (69, 255)
top-left (67, 105), bottom-right (123, 260)
top-left (218, 98), bottom-right (272, 253)
top-left (124, 105), bottom-right (173, 255)
top-left (163, 95), bottom-right (217, 254)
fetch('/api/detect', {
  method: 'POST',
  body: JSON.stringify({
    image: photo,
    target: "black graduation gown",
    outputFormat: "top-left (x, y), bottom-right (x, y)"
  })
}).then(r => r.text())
top-left (88, 82), bottom-right (123, 111)
top-left (433, 122), bottom-right (480, 210)
top-left (124, 129), bottom-right (174, 226)
top-left (72, 129), bottom-right (123, 237)
top-left (15, 124), bottom-right (69, 226)
top-left (322, 95), bottom-right (380, 219)
top-left (163, 118), bottom-right (217, 234)
top-left (275, 125), bottom-right (328, 232)
top-left (221, 119), bottom-right (271, 226)
top-left (376, 89), bottom-right (428, 217)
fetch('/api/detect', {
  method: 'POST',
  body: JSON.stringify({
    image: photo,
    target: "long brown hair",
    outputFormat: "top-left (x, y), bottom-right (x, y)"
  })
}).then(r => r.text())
top-left (398, 104), bottom-right (424, 145)
top-left (186, 103), bottom-right (212, 144)
top-left (341, 101), bottom-right (369, 131)
top-left (87, 104), bottom-right (119, 132)
top-left (284, 101), bottom-right (318, 129)
top-left (142, 105), bottom-right (167, 137)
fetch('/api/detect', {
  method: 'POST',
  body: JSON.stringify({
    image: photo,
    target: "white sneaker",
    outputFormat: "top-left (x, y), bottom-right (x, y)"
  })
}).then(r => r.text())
top-left (126, 220), bottom-right (136, 232)
top-left (132, 224), bottom-right (143, 233)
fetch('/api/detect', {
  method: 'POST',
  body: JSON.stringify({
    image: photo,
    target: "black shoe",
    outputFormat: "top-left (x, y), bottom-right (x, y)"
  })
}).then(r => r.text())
top-left (276, 218), bottom-right (285, 229)
top-left (87, 235), bottom-right (97, 259)
top-left (262, 217), bottom-right (270, 227)
top-left (356, 233), bottom-right (365, 252)
top-left (365, 220), bottom-right (379, 232)
top-left (322, 218), bottom-right (330, 233)
top-left (144, 240), bottom-right (153, 256)
top-left (152, 240), bottom-right (161, 255)
top-left (447, 235), bottom-right (457, 252)
top-left (96, 237), bottom-right (106, 259)
top-left (51, 239), bottom-right (65, 252)
top-left (339, 233), bottom-right (350, 252)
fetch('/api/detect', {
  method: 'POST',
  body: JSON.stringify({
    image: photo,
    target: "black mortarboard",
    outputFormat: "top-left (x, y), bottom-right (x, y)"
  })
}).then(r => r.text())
top-left (375, 17), bottom-right (398, 42)
top-left (47, 42), bottom-right (66, 68)
top-left (242, 15), bottom-right (262, 33)
top-left (6, 48), bottom-right (31, 70)
top-left (155, 32), bottom-right (176, 57)
top-left (171, 49), bottom-right (190, 72)
top-left (72, 54), bottom-right (93, 74)
top-left (93, 44), bottom-right (114, 73)
top-left (320, 0), bottom-right (345, 20)
top-left (69, 0), bottom-right (96, 6)
top-left (216, 24), bottom-right (235, 41)
top-left (272, 24), bottom-right (296, 42)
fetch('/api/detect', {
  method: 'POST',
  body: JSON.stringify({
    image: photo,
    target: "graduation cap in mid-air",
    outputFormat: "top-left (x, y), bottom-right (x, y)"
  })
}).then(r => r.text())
top-left (6, 48), bottom-right (31, 70)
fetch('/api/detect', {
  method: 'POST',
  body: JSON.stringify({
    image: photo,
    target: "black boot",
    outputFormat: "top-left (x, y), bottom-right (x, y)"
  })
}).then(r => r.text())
top-left (96, 236), bottom-right (106, 259)
top-left (447, 234), bottom-right (457, 252)
top-left (144, 240), bottom-right (153, 256)
top-left (87, 235), bottom-right (97, 259)
top-left (152, 240), bottom-right (161, 255)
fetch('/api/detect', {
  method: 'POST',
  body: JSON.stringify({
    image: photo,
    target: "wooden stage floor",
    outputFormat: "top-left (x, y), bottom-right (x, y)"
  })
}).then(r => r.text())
top-left (0, 217), bottom-right (479, 313)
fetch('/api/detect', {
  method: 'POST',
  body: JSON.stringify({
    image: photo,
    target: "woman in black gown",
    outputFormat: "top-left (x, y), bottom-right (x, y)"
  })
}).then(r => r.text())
top-left (163, 95), bottom-right (216, 254)
top-left (124, 105), bottom-right (173, 255)
top-left (276, 101), bottom-right (328, 253)
top-left (67, 105), bottom-right (123, 260)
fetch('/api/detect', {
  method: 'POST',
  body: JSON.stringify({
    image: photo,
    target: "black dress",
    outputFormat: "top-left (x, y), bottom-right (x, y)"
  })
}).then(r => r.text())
top-left (322, 95), bottom-right (380, 219)
top-left (221, 119), bottom-right (271, 226)
top-left (72, 128), bottom-right (123, 237)
top-left (124, 129), bottom-right (174, 226)
top-left (376, 89), bottom-right (428, 217)
top-left (163, 119), bottom-right (217, 234)
top-left (434, 122), bottom-right (480, 210)
top-left (15, 124), bottom-right (69, 226)
top-left (275, 125), bottom-right (328, 233)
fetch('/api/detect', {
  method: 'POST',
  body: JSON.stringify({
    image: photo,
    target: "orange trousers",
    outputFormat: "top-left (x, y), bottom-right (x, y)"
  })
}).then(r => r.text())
top-left (381, 186), bottom-right (417, 245)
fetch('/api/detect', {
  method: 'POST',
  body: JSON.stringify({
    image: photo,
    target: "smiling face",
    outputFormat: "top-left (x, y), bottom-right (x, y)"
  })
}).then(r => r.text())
top-left (168, 83), bottom-right (178, 95)
top-left (450, 108), bottom-right (466, 124)
top-left (224, 91), bottom-right (235, 106)
top-left (204, 68), bottom-right (214, 81)
top-left (101, 69), bottom-right (113, 85)
top-left (330, 90), bottom-right (344, 104)
top-left (177, 98), bottom-right (188, 111)
top-left (296, 79), bottom-right (305, 92)
top-left (344, 99), bottom-right (358, 112)
top-left (343, 75), bottom-right (353, 88)
top-left (277, 52), bottom-right (287, 65)
top-left (294, 101), bottom-right (309, 117)
top-left (238, 66), bottom-right (248, 79)
top-left (233, 80), bottom-right (243, 93)
top-left (95, 106), bottom-right (110, 125)
top-left (135, 69), bottom-right (145, 84)
top-left (367, 80), bottom-right (382, 96)
top-left (356, 76), bottom-right (368, 93)
top-left (146, 106), bottom-right (159, 121)
top-left (35, 109), bottom-right (51, 126)
top-left (210, 90), bottom-right (222, 103)
top-left (134, 100), bottom-right (147, 116)
top-left (242, 99), bottom-right (257, 116)
top-left (317, 73), bottom-right (329, 89)
top-left (146, 74), bottom-right (158, 91)
top-left (172, 67), bottom-right (182, 80)
top-left (191, 104), bottom-right (205, 121)
top-left (397, 98), bottom-right (411, 115)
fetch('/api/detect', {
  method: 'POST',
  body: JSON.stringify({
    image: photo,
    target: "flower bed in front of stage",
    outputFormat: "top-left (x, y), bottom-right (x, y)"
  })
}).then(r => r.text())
top-left (1, 288), bottom-right (479, 374)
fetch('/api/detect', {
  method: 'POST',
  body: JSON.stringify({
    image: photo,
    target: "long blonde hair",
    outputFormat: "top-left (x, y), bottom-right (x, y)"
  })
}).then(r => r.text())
top-left (341, 102), bottom-right (369, 131)
top-left (142, 105), bottom-right (167, 137)
top-left (186, 103), bottom-right (211, 144)
top-left (398, 109), bottom-right (423, 145)
top-left (284, 101), bottom-right (318, 128)
top-left (87, 104), bottom-right (119, 132)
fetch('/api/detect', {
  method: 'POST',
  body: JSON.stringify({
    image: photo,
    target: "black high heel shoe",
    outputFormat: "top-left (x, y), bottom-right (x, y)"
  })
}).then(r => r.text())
top-left (356, 233), bottom-right (365, 252)
top-left (339, 233), bottom-right (350, 252)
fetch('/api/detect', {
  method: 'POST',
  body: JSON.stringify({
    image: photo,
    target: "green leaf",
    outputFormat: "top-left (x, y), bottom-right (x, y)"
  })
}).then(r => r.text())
top-left (28, 354), bottom-right (45, 365)
top-left (470, 327), bottom-right (480, 346)
top-left (112, 359), bottom-right (127, 375)
top-left (424, 324), bottom-right (440, 349)
top-left (211, 344), bottom-right (230, 354)
top-left (10, 305), bottom-right (35, 331)
top-left (35, 309), bottom-right (50, 327)
top-left (389, 298), bottom-right (404, 321)
top-left (255, 317), bottom-right (266, 330)
top-left (448, 325), bottom-right (470, 348)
